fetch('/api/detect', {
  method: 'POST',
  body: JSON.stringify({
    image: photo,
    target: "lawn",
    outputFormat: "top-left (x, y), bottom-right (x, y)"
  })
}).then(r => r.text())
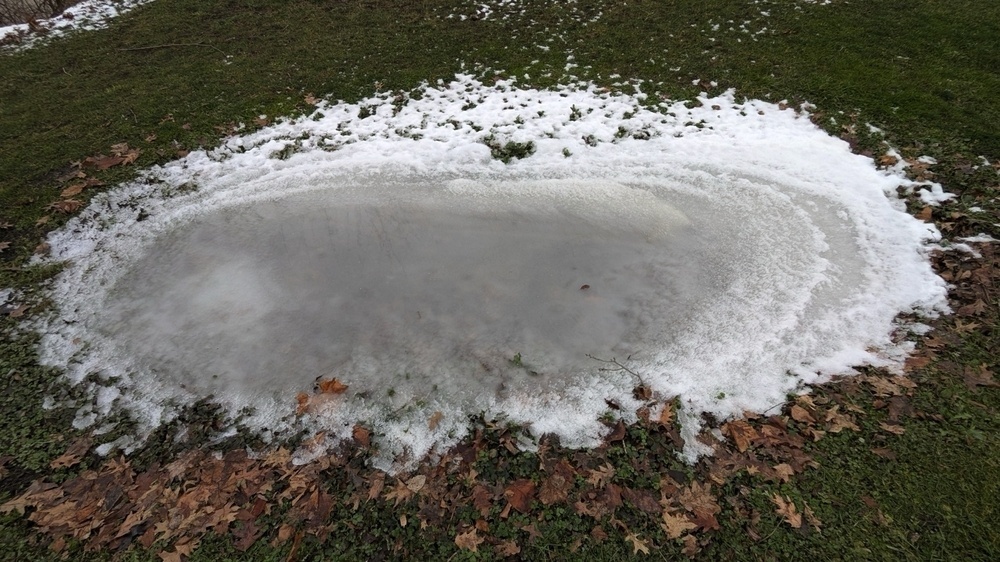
top-left (1, 1), bottom-right (998, 560)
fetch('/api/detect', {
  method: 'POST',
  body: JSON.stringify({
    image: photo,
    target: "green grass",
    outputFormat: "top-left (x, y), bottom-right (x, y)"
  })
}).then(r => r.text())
top-left (1, 0), bottom-right (999, 560)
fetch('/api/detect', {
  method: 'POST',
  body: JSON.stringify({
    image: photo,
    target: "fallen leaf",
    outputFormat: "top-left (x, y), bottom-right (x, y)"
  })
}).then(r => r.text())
top-left (790, 405), bottom-right (816, 424)
top-left (539, 473), bottom-right (570, 505)
top-left (60, 184), bottom-right (85, 198)
top-left (47, 200), bottom-right (84, 214)
top-left (405, 475), bottom-right (426, 494)
top-left (871, 447), bottom-right (897, 460)
top-left (344, 425), bottom-right (368, 449)
top-left (722, 420), bottom-right (756, 453)
top-left (586, 463), bottom-right (615, 488)
top-left (454, 528), bottom-right (483, 552)
top-left (803, 502), bottom-right (822, 531)
top-left (0, 241), bottom-right (8, 253)
top-left (681, 534), bottom-right (699, 557)
top-left (82, 155), bottom-right (125, 170)
top-left (504, 479), bottom-right (536, 513)
top-left (295, 392), bottom-right (310, 415)
top-left (35, 215), bottom-right (50, 227)
top-left (495, 539), bottom-right (520, 556)
top-left (661, 510), bottom-right (697, 539)
top-left (963, 364), bottom-right (999, 391)
top-left (657, 402), bottom-right (675, 425)
top-left (916, 206), bottom-right (933, 222)
top-left (366, 473), bottom-right (385, 501)
top-left (957, 299), bottom-right (988, 316)
top-left (428, 411), bottom-right (443, 430)
top-left (304, 94), bottom-right (320, 105)
top-left (625, 532), bottom-right (650, 555)
top-left (879, 422), bottom-right (905, 435)
top-left (8, 304), bottom-right (29, 318)
top-left (772, 494), bottom-right (802, 529)
top-left (773, 463), bottom-right (795, 483)
top-left (49, 437), bottom-right (92, 469)
top-left (316, 378), bottom-right (348, 394)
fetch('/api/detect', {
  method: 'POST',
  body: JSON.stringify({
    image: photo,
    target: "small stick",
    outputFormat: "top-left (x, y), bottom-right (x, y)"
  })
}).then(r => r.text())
top-left (117, 43), bottom-right (228, 57)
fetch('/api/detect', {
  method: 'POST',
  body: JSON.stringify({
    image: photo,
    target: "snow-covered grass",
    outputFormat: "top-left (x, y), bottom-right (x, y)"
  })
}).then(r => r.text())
top-left (0, 0), bottom-right (152, 49)
top-left (34, 74), bottom-right (948, 471)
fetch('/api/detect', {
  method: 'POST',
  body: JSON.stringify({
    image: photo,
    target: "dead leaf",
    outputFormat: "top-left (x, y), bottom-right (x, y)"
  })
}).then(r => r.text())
top-left (661, 510), bottom-right (697, 539)
top-left (790, 405), bottom-right (816, 424)
top-left (625, 532), bottom-right (650, 555)
top-left (504, 479), bottom-right (535, 513)
top-left (539, 473), bottom-right (570, 505)
top-left (957, 299), bottom-right (988, 317)
top-left (49, 437), bottom-right (92, 469)
top-left (657, 402), bottom-right (675, 425)
top-left (773, 463), bottom-right (795, 483)
top-left (0, 241), bottom-right (8, 253)
top-left (8, 304), bottom-right (29, 318)
top-left (304, 94), bottom-right (320, 106)
top-left (454, 528), bottom-right (483, 552)
top-left (295, 392), bottom-right (310, 415)
top-left (871, 447), bottom-right (897, 460)
top-left (681, 534), bottom-right (699, 557)
top-left (586, 463), bottom-right (615, 488)
top-left (47, 200), bottom-right (84, 214)
top-left (916, 206), bottom-right (933, 222)
top-left (803, 502), bottom-right (822, 531)
top-left (428, 411), bottom-right (443, 430)
top-left (352, 424), bottom-right (370, 447)
top-left (772, 494), bottom-right (802, 529)
top-left (879, 422), bottom-right (906, 435)
top-left (366, 473), bottom-right (385, 502)
top-left (316, 378), bottom-right (348, 394)
top-left (495, 539), bottom-right (520, 556)
top-left (60, 184), bottom-right (85, 198)
top-left (722, 420), bottom-right (757, 452)
top-left (405, 475), bottom-right (426, 494)
top-left (825, 406), bottom-right (860, 433)
top-left (35, 215), bottom-right (50, 227)
top-left (82, 155), bottom-right (125, 170)
top-left (963, 364), bottom-right (999, 391)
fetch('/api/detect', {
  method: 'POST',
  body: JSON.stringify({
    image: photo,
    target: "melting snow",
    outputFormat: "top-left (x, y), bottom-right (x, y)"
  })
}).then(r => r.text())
top-left (34, 75), bottom-right (949, 472)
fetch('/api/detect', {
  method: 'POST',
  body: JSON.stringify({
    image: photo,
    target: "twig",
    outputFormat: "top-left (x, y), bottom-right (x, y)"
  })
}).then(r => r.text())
top-left (117, 43), bottom-right (228, 57)
top-left (586, 353), bottom-right (644, 385)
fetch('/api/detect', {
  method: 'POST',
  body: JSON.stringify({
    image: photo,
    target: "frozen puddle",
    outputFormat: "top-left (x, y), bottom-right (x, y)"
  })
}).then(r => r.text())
top-left (99, 182), bottom-right (699, 402)
top-left (36, 75), bottom-right (949, 470)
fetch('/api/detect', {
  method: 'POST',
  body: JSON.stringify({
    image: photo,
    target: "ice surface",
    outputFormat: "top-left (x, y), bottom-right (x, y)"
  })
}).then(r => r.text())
top-left (34, 75), bottom-right (949, 471)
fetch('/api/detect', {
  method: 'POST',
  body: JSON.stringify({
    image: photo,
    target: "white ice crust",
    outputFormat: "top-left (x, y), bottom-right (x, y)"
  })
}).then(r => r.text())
top-left (34, 75), bottom-right (949, 472)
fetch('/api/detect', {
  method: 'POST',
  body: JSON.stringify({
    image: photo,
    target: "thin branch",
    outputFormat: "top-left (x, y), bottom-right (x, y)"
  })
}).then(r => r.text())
top-left (586, 353), bottom-right (644, 385)
top-left (117, 43), bottom-right (228, 57)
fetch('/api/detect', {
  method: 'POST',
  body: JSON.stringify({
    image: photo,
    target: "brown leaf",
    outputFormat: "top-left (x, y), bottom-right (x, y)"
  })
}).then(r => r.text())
top-left (83, 155), bottom-right (125, 170)
top-left (471, 485), bottom-right (493, 516)
top-left (352, 424), bottom-right (370, 447)
top-left (495, 539), bottom-right (521, 557)
top-left (590, 525), bottom-right (608, 543)
top-left (304, 94), bottom-right (320, 106)
top-left (681, 534), bottom-right (699, 557)
top-left (60, 184), bottom-right (85, 198)
top-left (0, 241), bottom-right (8, 253)
top-left (773, 463), bottom-right (795, 483)
top-left (428, 411), bottom-right (443, 430)
top-left (904, 354), bottom-right (933, 371)
top-left (879, 422), bottom-right (905, 435)
top-left (916, 206), bottom-right (933, 222)
top-left (625, 532), bottom-right (650, 555)
top-left (825, 406), bottom-right (860, 433)
top-left (35, 215), bottom-right (50, 227)
top-left (661, 510), bottom-right (697, 539)
top-left (606, 419), bottom-right (626, 442)
top-left (722, 420), bottom-right (757, 453)
top-left (657, 401), bottom-right (675, 425)
top-left (957, 299), bottom-right (988, 317)
top-left (586, 463), bottom-right (615, 488)
top-left (405, 475), bottom-right (426, 494)
top-left (790, 405), bottom-right (816, 424)
top-left (47, 200), bottom-right (84, 214)
top-left (50, 437), bottom-right (92, 469)
top-left (454, 528), bottom-right (483, 552)
top-left (295, 392), bottom-right (310, 415)
top-left (871, 447), bottom-right (897, 460)
top-left (539, 473), bottom-right (570, 505)
top-left (504, 479), bottom-right (535, 513)
top-left (963, 364), bottom-right (999, 391)
top-left (803, 503), bottom-right (822, 530)
top-left (772, 494), bottom-right (802, 528)
top-left (366, 473), bottom-right (385, 502)
top-left (8, 304), bottom-right (29, 318)
top-left (316, 378), bottom-right (348, 394)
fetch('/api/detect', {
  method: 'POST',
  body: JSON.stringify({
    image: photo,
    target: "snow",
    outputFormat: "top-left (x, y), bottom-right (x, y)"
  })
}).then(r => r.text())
top-left (33, 75), bottom-right (949, 472)
top-left (0, 0), bottom-right (153, 50)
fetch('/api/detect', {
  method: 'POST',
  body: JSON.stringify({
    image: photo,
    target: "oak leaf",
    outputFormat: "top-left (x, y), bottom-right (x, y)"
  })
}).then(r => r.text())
top-left (790, 405), bottom-right (816, 424)
top-left (454, 528), bottom-right (483, 552)
top-left (495, 539), bottom-right (520, 556)
top-left (657, 401), bottom-right (675, 425)
top-left (316, 378), bottom-right (348, 394)
top-left (586, 463), bottom-right (615, 488)
top-left (625, 532), bottom-right (650, 555)
top-left (772, 494), bottom-right (802, 528)
top-left (661, 510), bottom-right (697, 539)
top-left (539, 473), bottom-right (570, 505)
top-left (49, 437), bottom-right (92, 469)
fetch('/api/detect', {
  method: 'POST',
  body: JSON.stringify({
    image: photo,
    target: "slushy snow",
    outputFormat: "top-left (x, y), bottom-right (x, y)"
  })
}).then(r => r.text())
top-left (34, 75), bottom-right (949, 472)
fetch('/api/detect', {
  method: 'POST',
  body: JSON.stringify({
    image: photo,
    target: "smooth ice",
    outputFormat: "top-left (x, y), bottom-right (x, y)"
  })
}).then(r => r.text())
top-left (96, 182), bottom-right (704, 409)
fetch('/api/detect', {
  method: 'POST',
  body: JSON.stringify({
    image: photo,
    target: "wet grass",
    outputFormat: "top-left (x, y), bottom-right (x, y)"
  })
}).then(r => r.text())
top-left (1, 0), bottom-right (999, 560)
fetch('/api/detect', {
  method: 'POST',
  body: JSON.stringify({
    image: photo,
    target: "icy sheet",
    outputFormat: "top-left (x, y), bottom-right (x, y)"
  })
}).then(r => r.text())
top-left (34, 75), bottom-right (949, 471)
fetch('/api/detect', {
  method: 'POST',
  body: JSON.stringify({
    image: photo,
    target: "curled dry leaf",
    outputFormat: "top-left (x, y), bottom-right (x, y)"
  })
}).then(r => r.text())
top-left (661, 510), bottom-right (697, 539)
top-left (624, 532), bottom-right (650, 555)
top-left (428, 411), bottom-right (443, 430)
top-left (316, 378), bottom-right (348, 394)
